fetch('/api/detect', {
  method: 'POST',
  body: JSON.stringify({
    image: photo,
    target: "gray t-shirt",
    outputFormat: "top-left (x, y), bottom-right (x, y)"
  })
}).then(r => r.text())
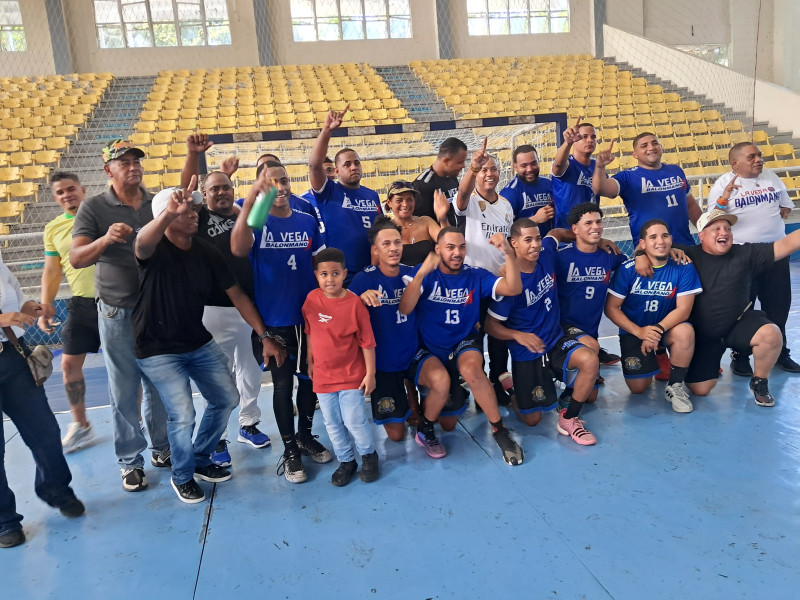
top-left (72, 186), bottom-right (153, 309)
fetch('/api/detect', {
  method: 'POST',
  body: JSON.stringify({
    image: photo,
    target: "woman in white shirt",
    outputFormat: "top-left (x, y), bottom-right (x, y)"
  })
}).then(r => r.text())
top-left (0, 260), bottom-right (85, 549)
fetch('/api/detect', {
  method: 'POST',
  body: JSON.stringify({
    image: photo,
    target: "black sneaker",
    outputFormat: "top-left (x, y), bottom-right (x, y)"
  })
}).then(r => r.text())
top-left (598, 348), bottom-right (621, 365)
top-left (171, 478), bottom-right (205, 504)
top-left (277, 446), bottom-right (307, 484)
top-left (151, 449), bottom-right (172, 468)
top-left (749, 377), bottom-right (775, 407)
top-left (122, 468), bottom-right (148, 492)
top-left (730, 351), bottom-right (754, 377)
top-left (297, 433), bottom-right (333, 463)
top-left (331, 460), bottom-right (358, 487)
top-left (58, 497), bottom-right (85, 518)
top-left (492, 427), bottom-right (524, 466)
top-left (194, 464), bottom-right (232, 483)
top-left (776, 350), bottom-right (800, 373)
top-left (359, 451), bottom-right (380, 483)
top-left (0, 529), bottom-right (25, 548)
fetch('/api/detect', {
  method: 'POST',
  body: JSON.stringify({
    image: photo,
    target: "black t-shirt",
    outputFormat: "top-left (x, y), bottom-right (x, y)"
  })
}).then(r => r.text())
top-left (195, 206), bottom-right (254, 305)
top-left (413, 166), bottom-right (459, 225)
top-left (133, 236), bottom-right (236, 359)
top-left (683, 243), bottom-right (774, 340)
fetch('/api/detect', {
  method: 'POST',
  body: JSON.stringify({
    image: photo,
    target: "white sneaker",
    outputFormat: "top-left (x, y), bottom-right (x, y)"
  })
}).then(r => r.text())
top-left (665, 383), bottom-right (693, 413)
top-left (62, 422), bottom-right (95, 453)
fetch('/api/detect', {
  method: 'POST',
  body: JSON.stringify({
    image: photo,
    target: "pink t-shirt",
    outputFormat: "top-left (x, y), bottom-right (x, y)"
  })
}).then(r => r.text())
top-left (302, 288), bottom-right (376, 394)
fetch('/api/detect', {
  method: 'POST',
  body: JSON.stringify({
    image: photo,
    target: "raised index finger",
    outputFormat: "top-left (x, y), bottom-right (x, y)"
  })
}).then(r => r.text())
top-left (574, 115), bottom-right (582, 128)
top-left (186, 174), bottom-right (197, 195)
top-left (481, 137), bottom-right (487, 152)
top-left (608, 139), bottom-right (615, 152)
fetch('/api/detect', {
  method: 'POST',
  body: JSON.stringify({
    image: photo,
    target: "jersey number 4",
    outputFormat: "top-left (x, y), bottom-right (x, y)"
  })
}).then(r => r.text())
top-left (287, 254), bottom-right (297, 270)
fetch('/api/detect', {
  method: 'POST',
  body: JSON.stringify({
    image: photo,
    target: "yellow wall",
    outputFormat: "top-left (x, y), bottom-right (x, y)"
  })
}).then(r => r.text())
top-left (2, 0), bottom-right (56, 77)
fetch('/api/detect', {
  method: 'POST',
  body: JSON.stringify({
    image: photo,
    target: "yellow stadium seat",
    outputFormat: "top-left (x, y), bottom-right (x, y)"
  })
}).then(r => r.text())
top-left (8, 181), bottom-right (38, 201)
top-left (0, 200), bottom-right (26, 219)
top-left (759, 145), bottom-right (775, 161)
top-left (21, 164), bottom-right (47, 180)
top-left (729, 132), bottom-right (750, 145)
top-left (725, 120), bottom-right (744, 132)
top-left (675, 136), bottom-right (695, 151)
top-left (147, 144), bottom-right (170, 158)
top-left (33, 150), bottom-right (60, 166)
top-left (141, 158), bottom-right (165, 173)
top-left (0, 167), bottom-right (21, 182)
top-left (134, 121), bottom-right (156, 133)
top-left (693, 134), bottom-right (714, 149)
top-left (152, 131), bottom-right (173, 145)
top-left (752, 130), bottom-right (769, 145)
top-left (142, 173), bottom-right (161, 190)
top-left (773, 144), bottom-right (796, 159)
top-left (162, 172), bottom-right (182, 188)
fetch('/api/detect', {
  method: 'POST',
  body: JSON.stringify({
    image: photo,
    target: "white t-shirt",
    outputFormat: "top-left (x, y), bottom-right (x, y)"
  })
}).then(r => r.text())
top-left (0, 261), bottom-right (25, 342)
top-left (708, 170), bottom-right (793, 243)
top-left (454, 190), bottom-right (514, 275)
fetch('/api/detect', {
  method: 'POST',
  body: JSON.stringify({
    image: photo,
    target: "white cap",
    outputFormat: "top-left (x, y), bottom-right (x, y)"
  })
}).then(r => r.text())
top-left (696, 208), bottom-right (738, 232)
top-left (150, 187), bottom-right (203, 218)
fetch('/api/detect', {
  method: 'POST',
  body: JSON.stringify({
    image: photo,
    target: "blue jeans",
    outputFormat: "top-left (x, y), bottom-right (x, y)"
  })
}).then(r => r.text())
top-left (316, 389), bottom-right (375, 462)
top-left (137, 341), bottom-right (239, 484)
top-left (97, 299), bottom-right (169, 470)
top-left (1, 342), bottom-right (78, 536)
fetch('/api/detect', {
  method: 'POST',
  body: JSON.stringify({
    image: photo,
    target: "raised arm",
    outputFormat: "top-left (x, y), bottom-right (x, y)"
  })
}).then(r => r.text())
top-left (492, 235), bottom-right (522, 297)
top-left (399, 252), bottom-right (439, 314)
top-left (457, 137), bottom-right (488, 212)
top-left (180, 134), bottom-right (213, 189)
top-left (309, 106), bottom-right (349, 192)
top-left (135, 177), bottom-right (196, 260)
top-left (552, 115), bottom-right (583, 177)
top-left (592, 140), bottom-right (620, 197)
top-left (230, 167), bottom-right (272, 257)
top-left (773, 226), bottom-right (800, 261)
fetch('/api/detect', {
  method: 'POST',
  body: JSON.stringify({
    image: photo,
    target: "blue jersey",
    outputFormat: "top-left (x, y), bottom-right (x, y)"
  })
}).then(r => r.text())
top-left (552, 155), bottom-right (599, 228)
top-left (250, 210), bottom-right (324, 327)
top-left (349, 264), bottom-right (417, 372)
top-left (607, 258), bottom-right (703, 335)
top-left (313, 179), bottom-right (381, 284)
top-left (500, 175), bottom-right (554, 236)
top-left (488, 240), bottom-right (562, 362)
top-left (296, 191), bottom-right (326, 241)
top-left (412, 264), bottom-right (500, 362)
top-left (613, 164), bottom-right (694, 245)
top-left (554, 239), bottom-right (627, 338)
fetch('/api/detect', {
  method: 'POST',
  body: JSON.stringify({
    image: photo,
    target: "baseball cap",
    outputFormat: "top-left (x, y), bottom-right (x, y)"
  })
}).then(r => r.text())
top-left (151, 187), bottom-right (203, 218)
top-left (102, 139), bottom-right (145, 164)
top-left (696, 209), bottom-right (738, 231)
top-left (386, 180), bottom-right (419, 201)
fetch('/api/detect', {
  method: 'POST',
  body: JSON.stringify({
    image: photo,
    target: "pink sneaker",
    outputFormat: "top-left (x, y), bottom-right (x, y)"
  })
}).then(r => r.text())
top-left (556, 410), bottom-right (597, 446)
top-left (415, 431), bottom-right (446, 459)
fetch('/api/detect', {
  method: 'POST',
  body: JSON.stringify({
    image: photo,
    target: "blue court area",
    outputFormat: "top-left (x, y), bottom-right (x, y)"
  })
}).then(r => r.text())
top-left (3, 270), bottom-right (800, 600)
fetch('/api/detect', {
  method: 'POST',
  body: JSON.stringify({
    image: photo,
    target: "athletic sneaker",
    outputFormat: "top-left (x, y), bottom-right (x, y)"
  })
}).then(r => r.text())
top-left (297, 433), bottom-right (333, 463)
top-left (171, 478), bottom-right (205, 504)
top-left (194, 464), bottom-right (232, 483)
top-left (665, 382), bottom-right (693, 413)
top-left (277, 447), bottom-right (307, 484)
top-left (654, 350), bottom-right (671, 381)
top-left (776, 349), bottom-right (800, 373)
top-left (359, 451), bottom-right (380, 482)
top-left (730, 351), bottom-right (754, 377)
top-left (61, 422), bottom-right (94, 454)
top-left (492, 427), bottom-right (524, 466)
top-left (122, 467), bottom-right (148, 492)
top-left (750, 377), bottom-right (775, 407)
top-left (331, 460), bottom-right (358, 487)
top-left (556, 410), bottom-right (597, 446)
top-left (415, 430), bottom-right (446, 459)
top-left (598, 348), bottom-right (621, 365)
top-left (237, 424), bottom-right (271, 448)
top-left (211, 440), bottom-right (232, 468)
top-left (58, 497), bottom-right (86, 518)
top-left (150, 449), bottom-right (171, 468)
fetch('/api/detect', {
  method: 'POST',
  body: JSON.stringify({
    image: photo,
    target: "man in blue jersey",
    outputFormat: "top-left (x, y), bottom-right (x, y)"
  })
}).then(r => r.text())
top-left (302, 156), bottom-right (335, 203)
top-left (309, 106), bottom-right (382, 285)
top-left (592, 132), bottom-right (702, 246)
top-left (485, 218), bottom-right (600, 445)
top-left (556, 202), bottom-right (627, 370)
top-left (258, 161), bottom-right (325, 240)
top-left (500, 144), bottom-right (554, 234)
top-left (551, 117), bottom-right (599, 228)
top-left (605, 219), bottom-right (703, 413)
top-left (231, 166), bottom-right (332, 484)
top-left (350, 217), bottom-right (426, 442)
top-left (399, 228), bottom-right (525, 466)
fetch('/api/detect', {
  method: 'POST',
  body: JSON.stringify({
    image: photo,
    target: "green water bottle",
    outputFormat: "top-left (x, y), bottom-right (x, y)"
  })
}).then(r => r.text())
top-left (246, 187), bottom-right (277, 229)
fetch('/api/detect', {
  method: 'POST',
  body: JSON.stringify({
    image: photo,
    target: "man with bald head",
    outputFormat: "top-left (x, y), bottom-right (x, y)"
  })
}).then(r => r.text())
top-left (707, 142), bottom-right (799, 374)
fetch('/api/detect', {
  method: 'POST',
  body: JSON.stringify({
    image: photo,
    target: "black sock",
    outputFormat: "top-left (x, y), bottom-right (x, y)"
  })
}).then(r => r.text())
top-left (564, 398), bottom-right (583, 420)
top-left (490, 419), bottom-right (504, 433)
top-left (668, 366), bottom-right (688, 386)
top-left (282, 435), bottom-right (298, 451)
top-left (417, 415), bottom-right (435, 436)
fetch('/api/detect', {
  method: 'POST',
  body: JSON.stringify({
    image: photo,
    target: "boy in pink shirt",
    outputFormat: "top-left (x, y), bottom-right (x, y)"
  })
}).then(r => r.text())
top-left (303, 248), bottom-right (379, 486)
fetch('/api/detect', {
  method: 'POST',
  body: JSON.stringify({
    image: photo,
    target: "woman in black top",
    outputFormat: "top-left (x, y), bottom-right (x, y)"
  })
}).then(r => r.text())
top-left (384, 180), bottom-right (448, 266)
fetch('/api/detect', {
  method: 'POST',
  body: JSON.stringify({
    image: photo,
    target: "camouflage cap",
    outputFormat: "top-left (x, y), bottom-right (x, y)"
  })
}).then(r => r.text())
top-left (102, 139), bottom-right (145, 164)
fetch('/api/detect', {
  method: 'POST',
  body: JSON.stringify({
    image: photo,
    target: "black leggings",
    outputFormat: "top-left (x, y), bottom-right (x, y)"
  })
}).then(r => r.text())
top-left (751, 256), bottom-right (791, 348)
top-left (270, 362), bottom-right (316, 441)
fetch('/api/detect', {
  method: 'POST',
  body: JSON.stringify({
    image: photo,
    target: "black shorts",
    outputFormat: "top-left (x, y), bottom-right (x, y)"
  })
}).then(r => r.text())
top-left (511, 333), bottom-right (586, 413)
top-left (371, 365), bottom-right (415, 425)
top-left (61, 296), bottom-right (100, 355)
top-left (252, 324), bottom-right (309, 377)
top-left (686, 310), bottom-right (772, 384)
top-left (412, 333), bottom-right (483, 417)
top-left (561, 322), bottom-right (594, 340)
top-left (619, 333), bottom-right (661, 379)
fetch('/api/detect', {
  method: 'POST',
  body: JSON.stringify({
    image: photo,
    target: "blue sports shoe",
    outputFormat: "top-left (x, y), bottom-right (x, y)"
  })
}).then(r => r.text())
top-left (211, 440), bottom-right (232, 467)
top-left (237, 424), bottom-right (271, 448)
